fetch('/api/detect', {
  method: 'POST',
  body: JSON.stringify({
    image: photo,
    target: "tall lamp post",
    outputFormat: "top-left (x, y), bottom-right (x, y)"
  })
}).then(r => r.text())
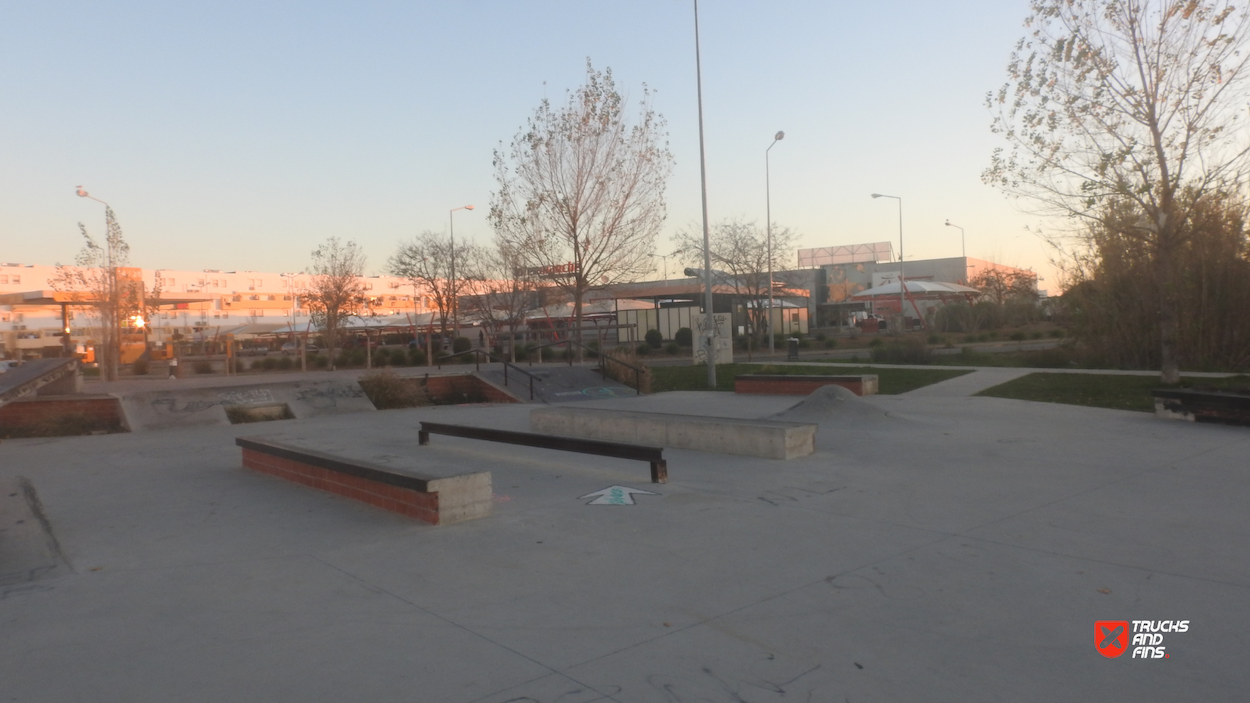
top-left (870, 193), bottom-right (905, 331)
top-left (449, 205), bottom-right (474, 336)
top-left (693, 0), bottom-right (716, 388)
top-left (75, 186), bottom-right (114, 369)
top-left (945, 219), bottom-right (965, 259)
top-left (766, 130), bottom-right (784, 353)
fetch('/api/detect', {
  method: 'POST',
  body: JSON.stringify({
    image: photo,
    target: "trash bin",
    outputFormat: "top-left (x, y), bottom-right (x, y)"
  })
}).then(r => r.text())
top-left (787, 337), bottom-right (799, 361)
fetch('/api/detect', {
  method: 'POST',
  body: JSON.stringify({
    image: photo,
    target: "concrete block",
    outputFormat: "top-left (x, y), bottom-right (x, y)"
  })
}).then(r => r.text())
top-left (121, 379), bottom-right (375, 431)
top-left (530, 406), bottom-right (815, 459)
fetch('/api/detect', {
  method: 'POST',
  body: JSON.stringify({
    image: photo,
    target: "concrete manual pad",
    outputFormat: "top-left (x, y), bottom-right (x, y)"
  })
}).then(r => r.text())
top-left (1, 390), bottom-right (1248, 702)
top-left (120, 379), bottom-right (375, 430)
top-left (531, 405), bottom-right (816, 459)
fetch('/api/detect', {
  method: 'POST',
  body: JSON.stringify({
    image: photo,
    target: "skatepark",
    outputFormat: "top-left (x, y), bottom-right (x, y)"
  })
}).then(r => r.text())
top-left (2, 365), bottom-right (1247, 702)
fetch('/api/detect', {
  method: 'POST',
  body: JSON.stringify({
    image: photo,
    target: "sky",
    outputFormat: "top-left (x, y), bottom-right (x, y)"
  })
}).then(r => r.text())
top-left (0, 0), bottom-right (1060, 291)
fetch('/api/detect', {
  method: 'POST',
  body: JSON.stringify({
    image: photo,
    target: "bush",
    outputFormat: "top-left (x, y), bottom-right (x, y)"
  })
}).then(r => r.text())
top-left (815, 332), bottom-right (827, 342)
top-left (927, 334), bottom-right (943, 345)
top-left (675, 327), bottom-right (694, 347)
top-left (249, 359), bottom-right (265, 371)
top-left (635, 344), bottom-right (651, 356)
top-left (1009, 331), bottom-right (1027, 341)
top-left (193, 360), bottom-right (214, 374)
top-left (824, 339), bottom-right (838, 349)
top-left (312, 355), bottom-right (329, 369)
top-left (644, 329), bottom-right (663, 348)
top-left (452, 336), bottom-right (472, 353)
top-left (868, 337), bottom-right (884, 348)
top-left (1049, 329), bottom-right (1065, 338)
top-left (664, 342), bottom-right (680, 355)
top-left (277, 355), bottom-right (294, 370)
top-left (131, 359), bottom-right (149, 376)
top-left (357, 369), bottom-right (428, 409)
top-left (870, 339), bottom-right (933, 365)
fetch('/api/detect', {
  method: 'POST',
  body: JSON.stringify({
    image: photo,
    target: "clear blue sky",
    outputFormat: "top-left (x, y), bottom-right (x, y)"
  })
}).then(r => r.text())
top-left (1, 0), bottom-right (1057, 288)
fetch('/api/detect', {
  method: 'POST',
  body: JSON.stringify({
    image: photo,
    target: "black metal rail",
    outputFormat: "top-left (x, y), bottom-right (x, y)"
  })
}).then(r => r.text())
top-left (418, 421), bottom-right (667, 483)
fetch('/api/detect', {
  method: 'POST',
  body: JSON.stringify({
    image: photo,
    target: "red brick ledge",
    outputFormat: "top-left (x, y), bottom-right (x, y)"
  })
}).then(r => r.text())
top-left (236, 436), bottom-right (490, 525)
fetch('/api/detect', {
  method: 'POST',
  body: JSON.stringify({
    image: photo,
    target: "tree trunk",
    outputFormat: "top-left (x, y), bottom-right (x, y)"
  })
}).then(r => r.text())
top-left (1157, 244), bottom-right (1181, 384)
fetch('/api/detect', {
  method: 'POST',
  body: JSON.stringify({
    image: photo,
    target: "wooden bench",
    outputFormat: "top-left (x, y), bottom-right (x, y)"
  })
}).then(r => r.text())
top-left (418, 421), bottom-right (668, 484)
top-left (1151, 388), bottom-right (1250, 426)
top-left (237, 436), bottom-right (492, 525)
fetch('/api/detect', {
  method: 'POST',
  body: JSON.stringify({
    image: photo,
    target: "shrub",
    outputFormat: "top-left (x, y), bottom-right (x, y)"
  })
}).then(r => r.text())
top-left (824, 339), bottom-right (837, 349)
top-left (644, 329), bottom-right (663, 348)
top-left (964, 335), bottom-right (977, 344)
top-left (635, 344), bottom-right (651, 356)
top-left (193, 360), bottom-right (214, 374)
top-left (675, 327), bottom-right (694, 347)
top-left (664, 342), bottom-right (680, 355)
top-left (262, 357), bottom-right (278, 370)
top-left (1049, 329), bottom-right (1064, 338)
top-left (131, 359), bottom-right (149, 376)
top-left (1031, 331), bottom-right (1044, 340)
top-left (452, 336), bottom-right (472, 353)
top-left (312, 355), bottom-right (329, 369)
top-left (357, 369), bottom-right (428, 409)
top-left (1009, 331), bottom-right (1027, 341)
top-left (248, 359), bottom-right (265, 371)
top-left (870, 339), bottom-right (933, 365)
top-left (927, 334), bottom-right (943, 345)
top-left (277, 355), bottom-right (294, 370)
top-left (815, 332), bottom-right (827, 342)
top-left (868, 337), bottom-right (884, 348)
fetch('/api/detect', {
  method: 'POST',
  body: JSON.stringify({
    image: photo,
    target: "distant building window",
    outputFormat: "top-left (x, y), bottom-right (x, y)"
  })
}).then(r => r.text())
top-left (10, 275), bottom-right (18, 284)
top-left (0, 275), bottom-right (8, 284)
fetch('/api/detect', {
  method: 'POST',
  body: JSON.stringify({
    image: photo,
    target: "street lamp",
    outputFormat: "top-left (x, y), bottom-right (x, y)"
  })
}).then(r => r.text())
top-left (693, 0), bottom-right (716, 387)
top-left (945, 220), bottom-right (965, 259)
top-left (766, 130), bottom-right (784, 353)
top-left (449, 205), bottom-right (474, 335)
top-left (871, 193), bottom-right (905, 331)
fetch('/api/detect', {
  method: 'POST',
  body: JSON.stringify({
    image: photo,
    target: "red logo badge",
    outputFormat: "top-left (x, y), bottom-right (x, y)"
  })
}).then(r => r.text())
top-left (1096, 621), bottom-right (1129, 658)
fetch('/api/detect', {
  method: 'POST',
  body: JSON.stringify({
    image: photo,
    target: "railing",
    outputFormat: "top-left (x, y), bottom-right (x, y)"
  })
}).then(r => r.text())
top-left (436, 347), bottom-right (538, 400)
top-left (523, 339), bottom-right (647, 394)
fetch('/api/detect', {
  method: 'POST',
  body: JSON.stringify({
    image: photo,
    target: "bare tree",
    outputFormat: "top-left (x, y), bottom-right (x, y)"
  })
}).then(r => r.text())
top-left (490, 60), bottom-right (673, 355)
top-left (302, 237), bottom-right (366, 370)
top-left (985, 0), bottom-right (1250, 382)
top-left (967, 267), bottom-right (1039, 305)
top-left (673, 217), bottom-right (796, 353)
top-left (387, 231), bottom-right (482, 339)
top-left (50, 208), bottom-right (155, 381)
top-left (461, 242), bottom-right (539, 362)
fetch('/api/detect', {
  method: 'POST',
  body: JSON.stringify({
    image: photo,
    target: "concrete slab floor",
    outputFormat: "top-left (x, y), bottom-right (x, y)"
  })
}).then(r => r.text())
top-left (0, 391), bottom-right (1247, 702)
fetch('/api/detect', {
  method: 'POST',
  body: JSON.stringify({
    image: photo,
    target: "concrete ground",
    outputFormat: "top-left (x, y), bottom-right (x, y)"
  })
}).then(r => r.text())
top-left (1, 385), bottom-right (1247, 702)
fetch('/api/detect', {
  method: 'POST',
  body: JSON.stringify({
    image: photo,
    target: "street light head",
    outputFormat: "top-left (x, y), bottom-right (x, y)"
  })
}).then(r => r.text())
top-left (945, 220), bottom-right (952, 226)
top-left (871, 193), bottom-right (883, 199)
top-left (76, 187), bottom-right (88, 197)
top-left (774, 131), bottom-right (785, 141)
top-left (465, 205), bottom-right (475, 211)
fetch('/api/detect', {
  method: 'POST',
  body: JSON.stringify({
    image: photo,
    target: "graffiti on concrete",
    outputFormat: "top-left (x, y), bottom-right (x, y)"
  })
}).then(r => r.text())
top-left (218, 389), bottom-right (275, 405)
top-left (293, 382), bottom-right (366, 409)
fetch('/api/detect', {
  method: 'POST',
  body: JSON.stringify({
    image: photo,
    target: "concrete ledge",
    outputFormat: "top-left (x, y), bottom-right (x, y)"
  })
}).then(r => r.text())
top-left (236, 436), bottom-right (491, 525)
top-left (735, 374), bottom-right (878, 397)
top-left (530, 406), bottom-right (815, 460)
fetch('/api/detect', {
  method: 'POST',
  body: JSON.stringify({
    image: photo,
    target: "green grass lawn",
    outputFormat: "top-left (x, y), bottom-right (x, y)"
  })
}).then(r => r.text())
top-left (650, 363), bottom-right (971, 395)
top-left (975, 373), bottom-right (1250, 412)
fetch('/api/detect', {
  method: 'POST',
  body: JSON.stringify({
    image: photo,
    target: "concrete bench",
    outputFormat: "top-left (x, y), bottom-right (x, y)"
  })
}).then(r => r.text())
top-left (734, 374), bottom-right (878, 397)
top-left (530, 407), bottom-right (816, 460)
top-left (236, 436), bottom-right (491, 525)
top-left (419, 421), bottom-right (667, 483)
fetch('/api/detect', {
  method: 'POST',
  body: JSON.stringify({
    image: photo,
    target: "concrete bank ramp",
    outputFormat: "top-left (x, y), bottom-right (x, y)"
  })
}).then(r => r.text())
top-left (770, 384), bottom-right (895, 427)
top-left (120, 379), bottom-right (375, 431)
top-left (1, 477), bottom-right (73, 587)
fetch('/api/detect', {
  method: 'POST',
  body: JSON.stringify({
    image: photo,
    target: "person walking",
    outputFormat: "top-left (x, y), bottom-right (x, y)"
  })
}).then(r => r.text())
top-left (168, 355), bottom-right (179, 379)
